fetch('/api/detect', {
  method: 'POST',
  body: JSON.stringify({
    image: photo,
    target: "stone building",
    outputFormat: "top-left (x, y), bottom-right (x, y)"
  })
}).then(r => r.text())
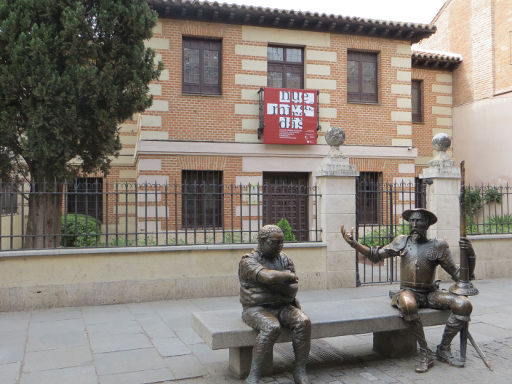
top-left (418, 0), bottom-right (512, 184)
top-left (1, 0), bottom-right (464, 247)
top-left (99, 0), bottom-right (460, 235)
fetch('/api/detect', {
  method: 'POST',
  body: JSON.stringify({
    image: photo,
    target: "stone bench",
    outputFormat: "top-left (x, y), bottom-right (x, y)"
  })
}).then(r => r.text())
top-left (192, 296), bottom-right (449, 378)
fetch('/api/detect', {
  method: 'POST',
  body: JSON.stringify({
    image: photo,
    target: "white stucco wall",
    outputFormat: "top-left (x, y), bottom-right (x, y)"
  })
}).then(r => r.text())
top-left (453, 95), bottom-right (512, 184)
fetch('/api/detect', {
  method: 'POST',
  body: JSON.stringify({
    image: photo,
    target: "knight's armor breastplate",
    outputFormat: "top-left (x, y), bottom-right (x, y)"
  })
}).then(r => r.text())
top-left (400, 239), bottom-right (439, 292)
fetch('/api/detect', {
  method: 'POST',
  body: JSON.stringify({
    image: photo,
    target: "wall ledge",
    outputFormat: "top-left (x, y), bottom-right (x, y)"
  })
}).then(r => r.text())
top-left (468, 234), bottom-right (512, 240)
top-left (0, 242), bottom-right (327, 259)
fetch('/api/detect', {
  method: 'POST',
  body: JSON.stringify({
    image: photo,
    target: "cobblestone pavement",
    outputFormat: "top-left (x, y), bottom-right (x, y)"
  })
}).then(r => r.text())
top-left (1, 278), bottom-right (511, 384)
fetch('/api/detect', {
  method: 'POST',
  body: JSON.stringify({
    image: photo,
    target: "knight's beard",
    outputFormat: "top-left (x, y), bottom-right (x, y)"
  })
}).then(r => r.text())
top-left (410, 230), bottom-right (427, 242)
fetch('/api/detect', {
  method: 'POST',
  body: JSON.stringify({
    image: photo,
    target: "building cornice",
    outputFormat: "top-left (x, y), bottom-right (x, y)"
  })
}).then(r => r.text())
top-left (412, 48), bottom-right (462, 70)
top-left (148, 0), bottom-right (436, 43)
top-left (136, 140), bottom-right (418, 160)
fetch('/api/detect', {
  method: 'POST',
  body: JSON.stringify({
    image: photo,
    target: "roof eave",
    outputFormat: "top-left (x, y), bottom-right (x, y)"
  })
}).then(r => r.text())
top-left (148, 0), bottom-right (436, 43)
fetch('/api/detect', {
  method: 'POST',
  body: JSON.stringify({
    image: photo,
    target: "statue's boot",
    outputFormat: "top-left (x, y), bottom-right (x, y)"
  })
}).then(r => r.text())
top-left (436, 314), bottom-right (466, 368)
top-left (408, 319), bottom-right (434, 373)
top-left (291, 317), bottom-right (311, 384)
top-left (415, 348), bottom-right (434, 373)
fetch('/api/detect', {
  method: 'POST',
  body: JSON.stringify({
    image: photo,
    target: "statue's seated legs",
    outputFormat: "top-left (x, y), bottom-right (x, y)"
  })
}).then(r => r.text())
top-left (427, 290), bottom-right (473, 367)
top-left (243, 307), bottom-right (281, 384)
top-left (393, 290), bottom-right (434, 373)
top-left (278, 305), bottom-right (311, 384)
top-left (242, 305), bottom-right (311, 384)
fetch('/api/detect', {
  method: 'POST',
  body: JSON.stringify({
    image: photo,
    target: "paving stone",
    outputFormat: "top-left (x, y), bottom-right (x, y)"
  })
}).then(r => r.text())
top-left (31, 307), bottom-right (82, 323)
top-left (0, 317), bottom-right (30, 332)
top-left (152, 337), bottom-right (191, 357)
top-left (82, 305), bottom-right (134, 325)
top-left (0, 311), bottom-right (30, 321)
top-left (86, 319), bottom-right (143, 335)
top-left (0, 342), bottom-right (25, 364)
top-left (29, 318), bottom-right (84, 334)
top-left (175, 327), bottom-right (205, 345)
top-left (19, 365), bottom-right (97, 384)
top-left (137, 316), bottom-right (177, 339)
top-left (89, 332), bottom-right (152, 353)
top-left (127, 302), bottom-right (158, 315)
top-left (23, 345), bottom-right (92, 372)
top-left (94, 348), bottom-right (166, 376)
top-left (26, 330), bottom-right (88, 352)
top-left (0, 362), bottom-right (20, 384)
top-left (165, 354), bottom-right (206, 380)
top-left (98, 367), bottom-right (175, 384)
top-left (188, 343), bottom-right (228, 364)
top-left (0, 330), bottom-right (27, 346)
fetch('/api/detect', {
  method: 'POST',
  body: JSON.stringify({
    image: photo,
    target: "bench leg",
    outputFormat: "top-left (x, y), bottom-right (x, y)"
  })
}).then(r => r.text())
top-left (229, 346), bottom-right (273, 379)
top-left (373, 329), bottom-right (417, 357)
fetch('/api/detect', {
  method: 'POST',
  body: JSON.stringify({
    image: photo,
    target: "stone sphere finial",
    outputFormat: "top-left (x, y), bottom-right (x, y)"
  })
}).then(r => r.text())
top-left (316, 126), bottom-right (357, 176)
top-left (432, 133), bottom-right (451, 152)
top-left (325, 126), bottom-right (345, 147)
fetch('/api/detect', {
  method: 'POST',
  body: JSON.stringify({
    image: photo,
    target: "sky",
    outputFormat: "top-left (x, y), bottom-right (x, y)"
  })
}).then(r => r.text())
top-left (224, 0), bottom-right (448, 25)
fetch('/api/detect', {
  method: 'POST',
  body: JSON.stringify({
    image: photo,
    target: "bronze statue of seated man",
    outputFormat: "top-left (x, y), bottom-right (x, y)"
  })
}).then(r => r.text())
top-left (239, 225), bottom-right (311, 384)
top-left (342, 208), bottom-right (476, 373)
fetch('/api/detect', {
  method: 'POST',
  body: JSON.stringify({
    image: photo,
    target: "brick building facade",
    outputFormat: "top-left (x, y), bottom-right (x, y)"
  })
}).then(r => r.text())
top-left (68, 1), bottom-right (464, 238)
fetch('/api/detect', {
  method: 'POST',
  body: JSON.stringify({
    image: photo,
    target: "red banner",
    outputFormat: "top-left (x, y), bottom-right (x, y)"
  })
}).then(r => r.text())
top-left (263, 88), bottom-right (317, 145)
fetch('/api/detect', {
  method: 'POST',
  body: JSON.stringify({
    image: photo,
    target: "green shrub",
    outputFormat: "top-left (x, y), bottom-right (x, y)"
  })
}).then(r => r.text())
top-left (277, 217), bottom-right (297, 242)
top-left (61, 214), bottom-right (102, 247)
top-left (360, 224), bottom-right (410, 248)
top-left (466, 214), bottom-right (512, 234)
top-left (464, 188), bottom-right (482, 219)
top-left (102, 235), bottom-right (157, 247)
top-left (484, 187), bottom-right (502, 204)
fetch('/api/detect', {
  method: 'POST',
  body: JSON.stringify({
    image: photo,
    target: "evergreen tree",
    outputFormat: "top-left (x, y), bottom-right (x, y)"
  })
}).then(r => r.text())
top-left (0, 0), bottom-right (161, 248)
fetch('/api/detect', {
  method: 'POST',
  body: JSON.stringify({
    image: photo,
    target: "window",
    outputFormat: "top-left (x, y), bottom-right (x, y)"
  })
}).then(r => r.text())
top-left (415, 177), bottom-right (427, 208)
top-left (0, 182), bottom-right (17, 215)
top-left (267, 46), bottom-right (304, 89)
top-left (262, 172), bottom-right (309, 241)
top-left (182, 171), bottom-right (223, 228)
top-left (347, 51), bottom-right (378, 103)
top-left (182, 38), bottom-right (221, 95)
top-left (412, 80), bottom-right (423, 123)
top-left (67, 178), bottom-right (103, 222)
top-left (357, 172), bottom-right (382, 224)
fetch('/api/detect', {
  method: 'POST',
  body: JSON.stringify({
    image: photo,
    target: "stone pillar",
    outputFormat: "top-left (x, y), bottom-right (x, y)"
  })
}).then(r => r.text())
top-left (421, 133), bottom-right (461, 263)
top-left (315, 127), bottom-right (359, 288)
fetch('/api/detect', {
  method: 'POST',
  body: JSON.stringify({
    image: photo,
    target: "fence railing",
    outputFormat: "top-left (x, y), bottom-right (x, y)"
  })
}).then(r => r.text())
top-left (0, 180), bottom-right (321, 251)
top-left (465, 184), bottom-right (512, 235)
top-left (355, 179), bottom-right (424, 285)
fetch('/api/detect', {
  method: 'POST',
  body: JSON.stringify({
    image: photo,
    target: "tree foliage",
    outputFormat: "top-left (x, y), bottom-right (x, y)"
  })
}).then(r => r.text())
top-left (0, 0), bottom-right (161, 182)
top-left (0, 0), bottom-right (161, 247)
top-left (277, 217), bottom-right (297, 242)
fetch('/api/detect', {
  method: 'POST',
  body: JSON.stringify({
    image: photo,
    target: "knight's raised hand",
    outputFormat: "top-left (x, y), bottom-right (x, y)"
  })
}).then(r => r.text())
top-left (341, 225), bottom-right (355, 246)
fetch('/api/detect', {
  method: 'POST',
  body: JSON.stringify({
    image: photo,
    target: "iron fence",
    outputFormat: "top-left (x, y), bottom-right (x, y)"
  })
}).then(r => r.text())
top-left (355, 178), bottom-right (425, 285)
top-left (0, 180), bottom-right (321, 251)
top-left (465, 184), bottom-right (512, 235)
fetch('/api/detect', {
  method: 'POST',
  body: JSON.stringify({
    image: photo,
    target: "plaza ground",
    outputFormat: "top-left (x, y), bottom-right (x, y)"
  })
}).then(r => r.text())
top-left (1, 278), bottom-right (511, 384)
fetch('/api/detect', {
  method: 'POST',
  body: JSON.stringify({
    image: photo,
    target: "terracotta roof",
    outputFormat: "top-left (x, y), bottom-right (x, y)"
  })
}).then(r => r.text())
top-left (412, 48), bottom-right (462, 70)
top-left (148, 0), bottom-right (436, 43)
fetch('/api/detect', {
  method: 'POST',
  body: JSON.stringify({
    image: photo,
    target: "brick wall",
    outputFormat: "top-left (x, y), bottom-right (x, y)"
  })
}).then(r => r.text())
top-left (411, 68), bottom-right (453, 166)
top-left (142, 19), bottom-right (419, 147)
top-left (494, 0), bottom-right (512, 94)
top-left (420, 0), bottom-right (499, 104)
